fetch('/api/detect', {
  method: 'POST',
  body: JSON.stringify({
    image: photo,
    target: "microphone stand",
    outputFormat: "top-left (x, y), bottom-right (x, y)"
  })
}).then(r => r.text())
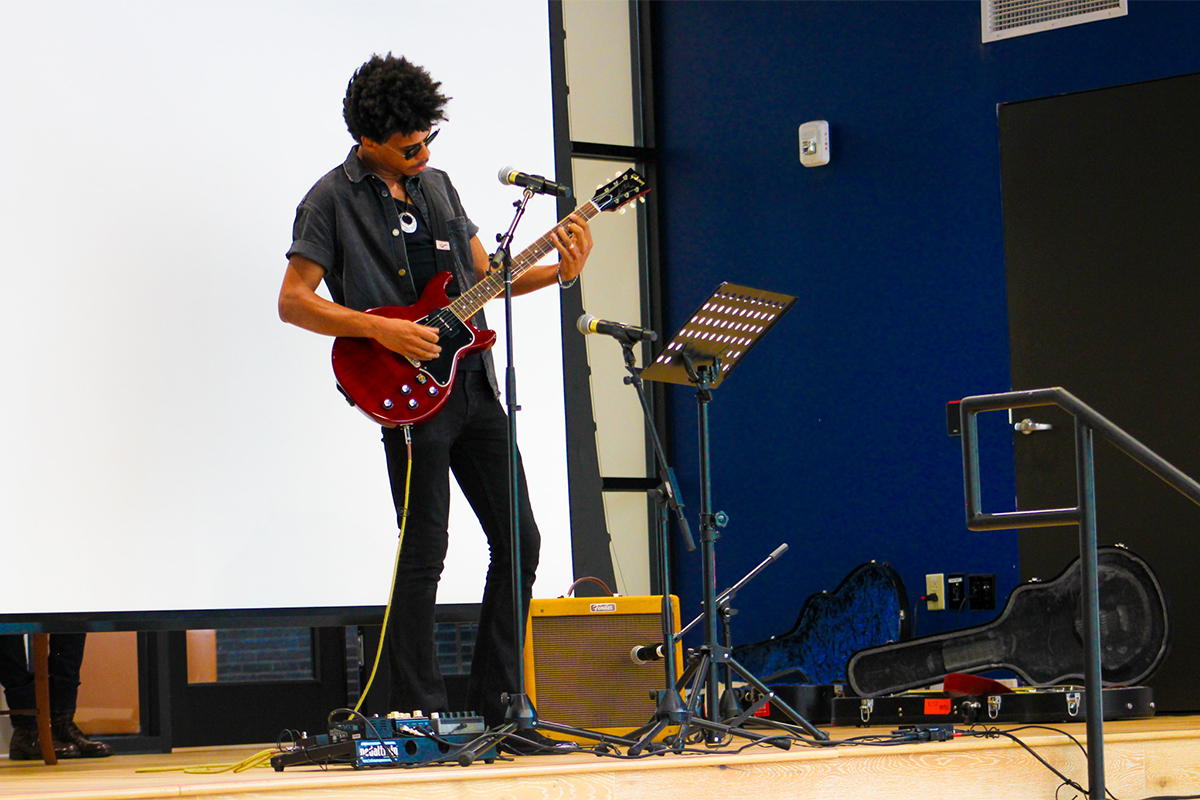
top-left (673, 543), bottom-right (791, 720)
top-left (674, 544), bottom-right (789, 641)
top-left (611, 334), bottom-right (696, 755)
top-left (459, 190), bottom-right (639, 763)
top-left (495, 188), bottom-right (536, 734)
top-left (625, 544), bottom-right (793, 739)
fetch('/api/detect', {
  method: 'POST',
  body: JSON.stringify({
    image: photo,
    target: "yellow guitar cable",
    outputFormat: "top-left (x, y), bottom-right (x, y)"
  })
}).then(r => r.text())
top-left (354, 423), bottom-right (413, 714)
top-left (137, 429), bottom-right (414, 775)
top-left (135, 748), bottom-right (275, 774)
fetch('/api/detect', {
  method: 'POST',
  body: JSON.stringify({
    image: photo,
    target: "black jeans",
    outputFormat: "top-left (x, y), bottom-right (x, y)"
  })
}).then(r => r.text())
top-left (0, 633), bottom-right (86, 727)
top-left (381, 370), bottom-right (540, 726)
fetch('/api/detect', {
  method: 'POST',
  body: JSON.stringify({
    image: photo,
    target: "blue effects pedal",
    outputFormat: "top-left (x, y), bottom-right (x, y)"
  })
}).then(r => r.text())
top-left (270, 711), bottom-right (496, 770)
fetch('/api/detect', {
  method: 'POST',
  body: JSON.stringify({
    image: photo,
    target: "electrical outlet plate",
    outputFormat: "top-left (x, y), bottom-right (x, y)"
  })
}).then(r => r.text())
top-left (925, 573), bottom-right (945, 611)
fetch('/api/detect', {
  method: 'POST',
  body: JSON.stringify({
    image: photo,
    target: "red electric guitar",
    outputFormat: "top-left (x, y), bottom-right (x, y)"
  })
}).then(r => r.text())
top-left (332, 169), bottom-right (648, 427)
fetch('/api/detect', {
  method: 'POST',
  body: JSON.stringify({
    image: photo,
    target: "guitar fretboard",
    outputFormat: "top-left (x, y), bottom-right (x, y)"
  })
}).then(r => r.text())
top-left (448, 200), bottom-right (601, 322)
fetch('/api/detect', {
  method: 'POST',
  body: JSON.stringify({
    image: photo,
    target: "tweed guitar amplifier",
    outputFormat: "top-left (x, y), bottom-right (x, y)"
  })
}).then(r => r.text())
top-left (523, 595), bottom-right (683, 741)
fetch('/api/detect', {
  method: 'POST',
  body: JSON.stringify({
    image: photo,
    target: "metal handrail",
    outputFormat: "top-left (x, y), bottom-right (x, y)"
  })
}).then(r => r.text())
top-left (961, 387), bottom-right (1200, 530)
top-left (958, 387), bottom-right (1200, 800)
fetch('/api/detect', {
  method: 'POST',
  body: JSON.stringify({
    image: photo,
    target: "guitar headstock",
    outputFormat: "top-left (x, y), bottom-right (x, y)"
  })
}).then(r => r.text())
top-left (591, 169), bottom-right (649, 213)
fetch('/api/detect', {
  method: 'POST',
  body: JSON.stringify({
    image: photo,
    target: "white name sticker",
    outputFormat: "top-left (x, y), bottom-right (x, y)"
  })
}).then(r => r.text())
top-left (436, 240), bottom-right (451, 251)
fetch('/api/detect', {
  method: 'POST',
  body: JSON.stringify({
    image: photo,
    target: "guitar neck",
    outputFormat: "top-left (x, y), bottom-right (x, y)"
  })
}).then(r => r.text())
top-left (448, 200), bottom-right (601, 321)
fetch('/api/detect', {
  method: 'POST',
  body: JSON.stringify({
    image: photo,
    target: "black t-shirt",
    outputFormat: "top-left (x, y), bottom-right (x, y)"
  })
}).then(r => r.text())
top-left (394, 198), bottom-right (440, 294)
top-left (394, 197), bottom-right (482, 371)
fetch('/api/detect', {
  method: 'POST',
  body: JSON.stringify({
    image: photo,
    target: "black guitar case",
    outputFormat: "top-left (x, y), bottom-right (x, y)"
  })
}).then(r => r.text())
top-left (846, 546), bottom-right (1169, 697)
top-left (733, 561), bottom-right (909, 686)
top-left (830, 686), bottom-right (1155, 727)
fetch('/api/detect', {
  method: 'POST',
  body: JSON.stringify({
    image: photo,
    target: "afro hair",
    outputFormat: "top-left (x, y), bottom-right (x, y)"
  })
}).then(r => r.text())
top-left (343, 53), bottom-right (450, 144)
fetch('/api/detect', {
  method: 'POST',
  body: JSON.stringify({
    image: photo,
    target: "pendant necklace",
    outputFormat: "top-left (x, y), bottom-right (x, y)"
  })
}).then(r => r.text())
top-left (398, 199), bottom-right (418, 234)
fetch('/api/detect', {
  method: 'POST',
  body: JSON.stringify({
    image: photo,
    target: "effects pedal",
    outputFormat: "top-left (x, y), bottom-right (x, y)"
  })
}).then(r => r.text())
top-left (270, 711), bottom-right (496, 770)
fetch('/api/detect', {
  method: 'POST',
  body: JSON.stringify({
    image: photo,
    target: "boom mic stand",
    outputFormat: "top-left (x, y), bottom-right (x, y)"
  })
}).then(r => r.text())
top-left (672, 544), bottom-right (789, 642)
top-left (667, 543), bottom-right (791, 720)
top-left (639, 283), bottom-right (828, 746)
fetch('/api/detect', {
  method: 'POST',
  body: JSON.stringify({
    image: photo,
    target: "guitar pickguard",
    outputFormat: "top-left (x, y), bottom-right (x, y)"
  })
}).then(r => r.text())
top-left (416, 310), bottom-right (476, 387)
top-left (331, 273), bottom-right (496, 427)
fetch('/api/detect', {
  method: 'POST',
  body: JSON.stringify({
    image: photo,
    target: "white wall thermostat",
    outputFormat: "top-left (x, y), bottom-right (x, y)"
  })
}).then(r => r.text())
top-left (799, 120), bottom-right (830, 167)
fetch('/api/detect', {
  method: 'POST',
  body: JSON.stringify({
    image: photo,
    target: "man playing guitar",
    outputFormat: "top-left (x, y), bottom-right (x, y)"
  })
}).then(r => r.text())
top-left (278, 53), bottom-right (591, 753)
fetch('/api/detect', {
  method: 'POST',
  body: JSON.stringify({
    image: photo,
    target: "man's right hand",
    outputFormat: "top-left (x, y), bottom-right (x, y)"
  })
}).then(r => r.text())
top-left (280, 256), bottom-right (442, 361)
top-left (372, 317), bottom-right (441, 361)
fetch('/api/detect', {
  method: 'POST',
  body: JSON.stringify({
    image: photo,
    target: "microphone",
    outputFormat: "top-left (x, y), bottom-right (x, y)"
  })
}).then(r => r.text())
top-left (577, 313), bottom-right (658, 343)
top-left (497, 166), bottom-right (572, 198)
top-left (630, 643), bottom-right (665, 665)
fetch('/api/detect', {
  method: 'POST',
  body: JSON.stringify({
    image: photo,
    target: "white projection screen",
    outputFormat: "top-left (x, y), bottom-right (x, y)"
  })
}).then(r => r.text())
top-left (0, 0), bottom-right (575, 618)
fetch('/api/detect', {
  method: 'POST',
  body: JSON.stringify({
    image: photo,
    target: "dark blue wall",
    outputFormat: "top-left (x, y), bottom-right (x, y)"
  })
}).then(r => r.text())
top-left (652, 1), bottom-right (1200, 652)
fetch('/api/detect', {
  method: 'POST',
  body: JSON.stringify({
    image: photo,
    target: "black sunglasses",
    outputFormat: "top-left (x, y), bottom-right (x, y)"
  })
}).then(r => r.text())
top-left (393, 128), bottom-right (439, 161)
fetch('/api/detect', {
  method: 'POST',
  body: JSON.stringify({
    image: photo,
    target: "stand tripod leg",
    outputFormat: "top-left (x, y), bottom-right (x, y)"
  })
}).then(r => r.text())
top-left (462, 708), bottom-right (638, 763)
top-left (674, 649), bottom-right (791, 750)
top-left (723, 658), bottom-right (828, 741)
top-left (536, 719), bottom-right (639, 749)
top-left (671, 651), bottom-right (710, 747)
top-left (457, 722), bottom-right (516, 766)
top-left (626, 687), bottom-right (688, 756)
top-left (498, 691), bottom-right (637, 751)
top-left (627, 718), bottom-right (669, 756)
top-left (675, 650), bottom-right (704, 692)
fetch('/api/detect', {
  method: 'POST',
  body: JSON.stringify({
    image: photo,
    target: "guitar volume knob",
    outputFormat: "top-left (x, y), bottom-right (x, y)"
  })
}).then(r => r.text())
top-left (428, 387), bottom-right (439, 397)
top-left (382, 399), bottom-right (394, 410)
top-left (408, 399), bottom-right (419, 409)
top-left (400, 385), bottom-right (412, 395)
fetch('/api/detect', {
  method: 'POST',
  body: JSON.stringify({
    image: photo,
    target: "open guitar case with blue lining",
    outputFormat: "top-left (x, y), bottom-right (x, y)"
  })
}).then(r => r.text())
top-left (732, 560), bottom-right (910, 723)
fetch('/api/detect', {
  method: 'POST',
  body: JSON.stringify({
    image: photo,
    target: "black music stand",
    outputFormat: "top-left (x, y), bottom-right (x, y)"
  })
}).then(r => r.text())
top-left (640, 282), bottom-right (827, 745)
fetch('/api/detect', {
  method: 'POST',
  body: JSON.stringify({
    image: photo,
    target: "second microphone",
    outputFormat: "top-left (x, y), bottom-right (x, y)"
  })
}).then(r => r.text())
top-left (577, 314), bottom-right (657, 343)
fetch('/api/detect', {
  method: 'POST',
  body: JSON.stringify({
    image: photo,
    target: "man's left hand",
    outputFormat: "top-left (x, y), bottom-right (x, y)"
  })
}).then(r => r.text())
top-left (551, 212), bottom-right (593, 283)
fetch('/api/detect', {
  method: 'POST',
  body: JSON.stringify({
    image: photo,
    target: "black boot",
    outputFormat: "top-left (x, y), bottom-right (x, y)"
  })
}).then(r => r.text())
top-left (51, 716), bottom-right (114, 758)
top-left (8, 725), bottom-right (80, 761)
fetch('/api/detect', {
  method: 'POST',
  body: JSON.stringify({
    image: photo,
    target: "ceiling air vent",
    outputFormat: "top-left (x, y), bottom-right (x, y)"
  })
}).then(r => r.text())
top-left (982, 0), bottom-right (1127, 42)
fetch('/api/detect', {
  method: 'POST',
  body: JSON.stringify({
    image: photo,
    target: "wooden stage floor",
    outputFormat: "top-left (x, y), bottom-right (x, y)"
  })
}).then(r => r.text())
top-left (2, 717), bottom-right (1199, 800)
